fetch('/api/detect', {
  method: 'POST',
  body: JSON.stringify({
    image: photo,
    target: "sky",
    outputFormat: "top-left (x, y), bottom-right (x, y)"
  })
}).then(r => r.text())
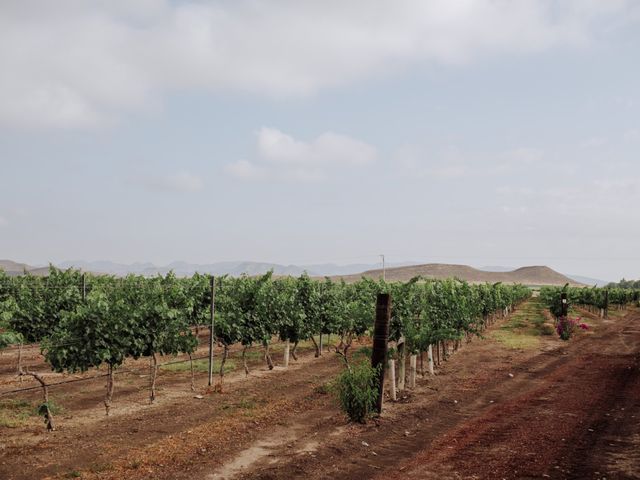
top-left (0, 0), bottom-right (639, 281)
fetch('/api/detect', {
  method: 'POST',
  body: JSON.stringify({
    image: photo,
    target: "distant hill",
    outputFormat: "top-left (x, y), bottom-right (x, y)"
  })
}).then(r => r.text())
top-left (0, 259), bottom-right (589, 286)
top-left (332, 263), bottom-right (584, 286)
top-left (565, 274), bottom-right (610, 287)
top-left (55, 260), bottom-right (413, 277)
top-left (58, 260), bottom-right (312, 277)
top-left (0, 260), bottom-right (60, 277)
top-left (0, 259), bottom-right (32, 276)
top-left (479, 266), bottom-right (516, 272)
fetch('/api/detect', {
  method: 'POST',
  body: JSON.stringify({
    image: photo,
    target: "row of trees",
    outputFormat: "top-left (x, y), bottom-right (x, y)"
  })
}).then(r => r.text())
top-left (540, 284), bottom-right (640, 319)
top-left (0, 267), bottom-right (531, 420)
top-left (607, 278), bottom-right (640, 290)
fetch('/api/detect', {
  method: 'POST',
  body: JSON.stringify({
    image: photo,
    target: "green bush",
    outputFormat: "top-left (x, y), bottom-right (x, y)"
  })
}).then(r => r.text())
top-left (333, 361), bottom-right (379, 423)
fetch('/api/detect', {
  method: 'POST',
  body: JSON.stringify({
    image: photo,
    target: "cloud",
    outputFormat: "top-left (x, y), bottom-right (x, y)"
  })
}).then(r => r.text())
top-left (497, 176), bottom-right (640, 221)
top-left (224, 160), bottom-right (266, 180)
top-left (580, 136), bottom-right (608, 148)
top-left (624, 129), bottom-right (640, 141)
top-left (392, 144), bottom-right (469, 179)
top-left (1, 0), bottom-right (637, 128)
top-left (496, 186), bottom-right (535, 196)
top-left (493, 148), bottom-right (543, 173)
top-left (226, 128), bottom-right (376, 181)
top-left (501, 205), bottom-right (528, 215)
top-left (430, 165), bottom-right (467, 179)
top-left (257, 128), bottom-right (376, 166)
top-left (142, 171), bottom-right (204, 192)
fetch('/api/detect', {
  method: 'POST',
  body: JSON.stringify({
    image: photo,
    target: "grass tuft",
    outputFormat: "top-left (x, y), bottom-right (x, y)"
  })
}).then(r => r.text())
top-left (0, 399), bottom-right (35, 428)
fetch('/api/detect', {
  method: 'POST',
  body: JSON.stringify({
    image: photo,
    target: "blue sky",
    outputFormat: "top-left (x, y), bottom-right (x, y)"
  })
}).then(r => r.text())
top-left (1, 1), bottom-right (639, 280)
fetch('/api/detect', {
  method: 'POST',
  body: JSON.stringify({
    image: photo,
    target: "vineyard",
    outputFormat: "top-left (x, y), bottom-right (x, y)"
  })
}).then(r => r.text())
top-left (1, 268), bottom-right (640, 479)
top-left (0, 268), bottom-right (529, 408)
top-left (540, 284), bottom-right (640, 319)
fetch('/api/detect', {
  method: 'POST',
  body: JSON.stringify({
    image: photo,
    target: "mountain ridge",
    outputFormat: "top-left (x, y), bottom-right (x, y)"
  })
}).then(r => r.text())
top-left (331, 263), bottom-right (584, 286)
top-left (1, 258), bottom-right (587, 286)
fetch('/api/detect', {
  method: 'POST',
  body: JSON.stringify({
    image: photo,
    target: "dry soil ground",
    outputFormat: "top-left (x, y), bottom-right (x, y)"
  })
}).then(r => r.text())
top-left (0, 299), bottom-right (639, 480)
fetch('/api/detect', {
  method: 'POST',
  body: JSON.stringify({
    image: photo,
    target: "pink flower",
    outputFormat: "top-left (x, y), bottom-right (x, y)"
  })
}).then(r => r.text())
top-left (579, 323), bottom-right (589, 330)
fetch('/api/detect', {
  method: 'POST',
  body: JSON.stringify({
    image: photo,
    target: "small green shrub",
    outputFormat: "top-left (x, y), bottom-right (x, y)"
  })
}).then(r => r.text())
top-left (333, 361), bottom-right (379, 423)
top-left (353, 346), bottom-right (373, 360)
top-left (314, 383), bottom-right (330, 395)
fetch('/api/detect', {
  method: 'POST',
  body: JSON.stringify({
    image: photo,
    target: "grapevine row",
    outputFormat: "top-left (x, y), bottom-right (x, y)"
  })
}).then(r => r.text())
top-left (0, 267), bottom-right (530, 422)
top-left (540, 284), bottom-right (640, 319)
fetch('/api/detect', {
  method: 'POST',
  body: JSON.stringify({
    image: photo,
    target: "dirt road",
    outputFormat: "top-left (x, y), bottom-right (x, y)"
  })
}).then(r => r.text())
top-left (208, 305), bottom-right (640, 480)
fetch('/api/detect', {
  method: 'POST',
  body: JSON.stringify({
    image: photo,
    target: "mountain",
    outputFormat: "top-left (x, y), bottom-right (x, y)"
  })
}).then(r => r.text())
top-left (0, 260), bottom-right (72, 277)
top-left (58, 260), bottom-right (154, 276)
top-left (0, 259), bottom-right (595, 286)
top-left (332, 263), bottom-right (584, 286)
top-left (565, 274), bottom-right (610, 287)
top-left (52, 260), bottom-right (415, 277)
top-left (479, 266), bottom-right (516, 272)
top-left (56, 260), bottom-right (315, 277)
top-left (301, 261), bottom-right (416, 276)
top-left (0, 259), bottom-right (32, 276)
top-left (479, 266), bottom-right (609, 286)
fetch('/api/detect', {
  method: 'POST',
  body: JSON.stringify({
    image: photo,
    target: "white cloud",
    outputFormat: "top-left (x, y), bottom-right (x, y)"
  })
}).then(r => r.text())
top-left (226, 128), bottom-right (376, 181)
top-left (143, 171), bottom-right (204, 192)
top-left (257, 127), bottom-right (376, 166)
top-left (392, 144), bottom-right (469, 179)
top-left (580, 136), bottom-right (608, 148)
top-left (1, 0), bottom-right (637, 128)
top-left (224, 160), bottom-right (265, 180)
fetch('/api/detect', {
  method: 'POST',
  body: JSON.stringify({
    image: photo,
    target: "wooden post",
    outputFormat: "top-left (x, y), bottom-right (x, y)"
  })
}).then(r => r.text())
top-left (427, 344), bottom-right (435, 375)
top-left (409, 354), bottom-right (417, 388)
top-left (561, 292), bottom-right (568, 317)
top-left (604, 290), bottom-right (609, 319)
top-left (81, 273), bottom-right (86, 301)
top-left (319, 333), bottom-right (323, 356)
top-left (397, 336), bottom-right (406, 391)
top-left (208, 276), bottom-right (216, 387)
top-left (371, 293), bottom-right (391, 414)
top-left (388, 359), bottom-right (397, 401)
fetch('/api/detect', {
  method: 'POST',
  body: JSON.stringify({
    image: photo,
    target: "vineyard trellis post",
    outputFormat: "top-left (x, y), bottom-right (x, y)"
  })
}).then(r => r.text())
top-left (208, 275), bottom-right (216, 387)
top-left (371, 293), bottom-right (391, 414)
top-left (81, 273), bottom-right (86, 302)
top-left (561, 292), bottom-right (568, 317)
top-left (397, 336), bottom-right (406, 391)
top-left (389, 359), bottom-right (397, 401)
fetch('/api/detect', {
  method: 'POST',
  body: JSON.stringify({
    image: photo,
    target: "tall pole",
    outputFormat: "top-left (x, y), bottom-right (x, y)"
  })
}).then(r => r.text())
top-left (371, 293), bottom-right (391, 414)
top-left (380, 254), bottom-right (386, 282)
top-left (208, 275), bottom-right (216, 387)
